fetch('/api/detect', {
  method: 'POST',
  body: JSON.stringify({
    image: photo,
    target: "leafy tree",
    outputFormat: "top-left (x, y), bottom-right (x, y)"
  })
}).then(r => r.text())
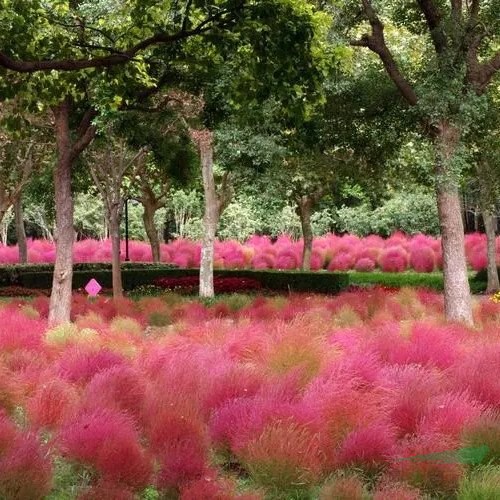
top-left (1, 0), bottom-right (329, 309)
top-left (336, 188), bottom-right (440, 236)
top-left (87, 133), bottom-right (147, 298)
top-left (0, 103), bottom-right (51, 261)
top-left (117, 108), bottom-right (198, 261)
top-left (467, 92), bottom-right (500, 292)
top-left (0, 0), bottom-right (258, 323)
top-left (342, 0), bottom-right (500, 323)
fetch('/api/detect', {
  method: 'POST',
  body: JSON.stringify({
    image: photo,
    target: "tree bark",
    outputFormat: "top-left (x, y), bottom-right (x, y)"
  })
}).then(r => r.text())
top-left (297, 196), bottom-right (314, 271)
top-left (0, 208), bottom-right (7, 229)
top-left (109, 208), bottom-right (123, 299)
top-left (435, 122), bottom-right (473, 325)
top-left (14, 196), bottom-right (27, 264)
top-left (199, 132), bottom-right (218, 298)
top-left (49, 102), bottom-right (75, 325)
top-left (143, 202), bottom-right (160, 263)
top-left (48, 100), bottom-right (96, 325)
top-left (477, 162), bottom-right (499, 293)
top-left (483, 210), bottom-right (499, 293)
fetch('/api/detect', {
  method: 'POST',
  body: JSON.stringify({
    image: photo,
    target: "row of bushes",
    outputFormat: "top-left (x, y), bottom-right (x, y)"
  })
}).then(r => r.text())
top-left (0, 262), bottom-right (489, 295)
top-left (0, 262), bottom-right (175, 287)
top-left (7, 265), bottom-right (350, 295)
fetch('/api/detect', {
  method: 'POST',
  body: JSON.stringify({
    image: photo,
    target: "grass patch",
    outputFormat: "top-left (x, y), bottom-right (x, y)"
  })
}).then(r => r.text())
top-left (346, 271), bottom-right (486, 294)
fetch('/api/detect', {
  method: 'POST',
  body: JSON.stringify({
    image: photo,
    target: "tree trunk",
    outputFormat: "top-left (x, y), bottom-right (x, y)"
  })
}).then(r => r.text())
top-left (199, 132), bottom-right (218, 298)
top-left (49, 103), bottom-right (75, 325)
top-left (109, 209), bottom-right (123, 299)
top-left (298, 197), bottom-right (313, 271)
top-left (0, 208), bottom-right (7, 231)
top-left (143, 203), bottom-right (160, 263)
top-left (477, 161), bottom-right (499, 294)
top-left (14, 196), bottom-right (27, 264)
top-left (435, 122), bottom-right (473, 325)
top-left (483, 210), bottom-right (499, 293)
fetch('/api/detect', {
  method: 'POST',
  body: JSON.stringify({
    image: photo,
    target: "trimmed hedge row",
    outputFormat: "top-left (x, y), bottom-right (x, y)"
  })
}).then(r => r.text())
top-left (0, 262), bottom-right (176, 287)
top-left (3, 265), bottom-right (349, 295)
top-left (348, 271), bottom-right (486, 294)
top-left (347, 271), bottom-right (446, 290)
top-left (472, 267), bottom-right (499, 284)
top-left (0, 263), bottom-right (487, 295)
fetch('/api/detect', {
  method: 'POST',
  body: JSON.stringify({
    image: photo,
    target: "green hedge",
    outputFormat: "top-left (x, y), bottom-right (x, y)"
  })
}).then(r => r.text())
top-left (215, 269), bottom-right (350, 294)
top-left (347, 271), bottom-right (446, 290)
top-left (18, 267), bottom-right (181, 290)
top-left (348, 271), bottom-right (486, 294)
top-left (0, 263), bottom-right (176, 288)
top-left (6, 265), bottom-right (349, 295)
top-left (472, 268), bottom-right (499, 284)
top-left (1, 264), bottom-right (487, 295)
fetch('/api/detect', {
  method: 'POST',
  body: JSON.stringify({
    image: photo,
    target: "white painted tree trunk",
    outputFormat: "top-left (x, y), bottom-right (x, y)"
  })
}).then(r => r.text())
top-left (109, 208), bottom-right (123, 298)
top-left (14, 197), bottom-right (27, 264)
top-left (143, 202), bottom-right (161, 263)
top-left (297, 197), bottom-right (313, 271)
top-left (199, 133), bottom-right (218, 298)
top-left (483, 210), bottom-right (499, 293)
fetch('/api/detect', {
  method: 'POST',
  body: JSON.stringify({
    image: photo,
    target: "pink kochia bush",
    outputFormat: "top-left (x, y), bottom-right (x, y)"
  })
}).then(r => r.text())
top-left (1, 231), bottom-right (497, 271)
top-left (1, 288), bottom-right (500, 497)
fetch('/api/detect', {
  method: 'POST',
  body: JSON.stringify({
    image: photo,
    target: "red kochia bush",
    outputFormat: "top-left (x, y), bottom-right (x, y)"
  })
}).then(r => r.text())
top-left (379, 246), bottom-right (409, 272)
top-left (78, 480), bottom-right (135, 500)
top-left (450, 343), bottom-right (500, 408)
top-left (336, 423), bottom-right (396, 471)
top-left (469, 249), bottom-right (487, 271)
top-left (58, 408), bottom-right (151, 488)
top-left (276, 249), bottom-right (300, 270)
top-left (143, 395), bottom-right (208, 489)
top-left (328, 252), bottom-right (356, 271)
top-left (56, 347), bottom-right (126, 384)
top-left (354, 257), bottom-right (376, 272)
top-left (372, 482), bottom-right (423, 500)
top-left (319, 475), bottom-right (367, 500)
top-left (391, 432), bottom-right (464, 494)
top-left (409, 245), bottom-right (436, 272)
top-left (27, 378), bottom-right (78, 429)
top-left (0, 412), bottom-right (52, 500)
top-left (81, 365), bottom-right (148, 423)
top-left (0, 310), bottom-right (46, 352)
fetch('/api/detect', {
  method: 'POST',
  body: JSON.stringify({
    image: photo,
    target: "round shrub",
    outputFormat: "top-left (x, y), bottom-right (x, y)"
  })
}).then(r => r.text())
top-left (328, 252), bottom-right (356, 271)
top-left (276, 249), bottom-right (300, 270)
top-left (409, 245), bottom-right (436, 273)
top-left (251, 253), bottom-right (276, 270)
top-left (379, 247), bottom-right (409, 273)
top-left (354, 257), bottom-right (376, 272)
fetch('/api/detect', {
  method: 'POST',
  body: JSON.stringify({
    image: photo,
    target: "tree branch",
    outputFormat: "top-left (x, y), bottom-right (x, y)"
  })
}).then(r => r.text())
top-left (450, 0), bottom-right (463, 24)
top-left (121, 147), bottom-right (149, 178)
top-left (467, 49), bottom-right (500, 94)
top-left (468, 0), bottom-right (480, 18)
top-left (71, 123), bottom-right (96, 159)
top-left (0, 4), bottom-right (244, 73)
top-left (351, 0), bottom-right (418, 106)
top-left (46, 17), bottom-right (118, 46)
top-left (73, 42), bottom-right (126, 55)
top-left (182, 0), bottom-right (194, 32)
top-left (416, 0), bottom-right (447, 54)
top-left (76, 108), bottom-right (98, 139)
